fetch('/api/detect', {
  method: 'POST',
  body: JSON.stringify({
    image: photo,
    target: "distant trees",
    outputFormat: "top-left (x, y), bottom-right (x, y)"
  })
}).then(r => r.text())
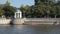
top-left (3, 6), bottom-right (17, 18)
top-left (20, 5), bottom-right (31, 18)
top-left (0, 1), bottom-right (17, 18)
top-left (20, 0), bottom-right (60, 18)
top-left (0, 0), bottom-right (60, 18)
top-left (0, 6), bottom-right (3, 17)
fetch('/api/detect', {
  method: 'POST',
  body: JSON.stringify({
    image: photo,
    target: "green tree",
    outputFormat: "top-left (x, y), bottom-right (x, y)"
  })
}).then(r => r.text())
top-left (3, 6), bottom-right (17, 18)
top-left (20, 5), bottom-right (31, 18)
top-left (19, 0), bottom-right (60, 18)
top-left (2, 1), bottom-right (17, 18)
top-left (0, 6), bottom-right (3, 17)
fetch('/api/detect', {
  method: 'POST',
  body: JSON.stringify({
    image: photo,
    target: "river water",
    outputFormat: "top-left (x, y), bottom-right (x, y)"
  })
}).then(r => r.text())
top-left (0, 25), bottom-right (60, 34)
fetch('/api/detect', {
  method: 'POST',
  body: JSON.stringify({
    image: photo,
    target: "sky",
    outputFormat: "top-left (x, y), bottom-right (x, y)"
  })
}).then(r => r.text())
top-left (0, 0), bottom-right (34, 8)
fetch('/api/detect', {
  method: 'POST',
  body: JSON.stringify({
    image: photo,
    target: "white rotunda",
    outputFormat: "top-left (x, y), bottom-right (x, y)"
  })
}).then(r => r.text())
top-left (14, 10), bottom-right (22, 18)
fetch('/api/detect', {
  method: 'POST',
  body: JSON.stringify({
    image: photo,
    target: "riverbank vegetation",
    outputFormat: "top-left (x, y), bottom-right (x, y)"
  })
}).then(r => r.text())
top-left (0, 1), bottom-right (17, 18)
top-left (20, 0), bottom-right (60, 18)
top-left (0, 0), bottom-right (60, 18)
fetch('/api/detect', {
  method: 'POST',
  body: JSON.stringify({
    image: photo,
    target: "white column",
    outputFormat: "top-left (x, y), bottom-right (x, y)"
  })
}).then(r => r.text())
top-left (14, 13), bottom-right (16, 18)
top-left (20, 12), bottom-right (22, 18)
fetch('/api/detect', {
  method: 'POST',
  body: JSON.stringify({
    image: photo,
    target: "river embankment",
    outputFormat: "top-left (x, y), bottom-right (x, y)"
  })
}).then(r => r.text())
top-left (13, 18), bottom-right (60, 25)
top-left (0, 18), bottom-right (60, 25)
top-left (0, 18), bottom-right (11, 25)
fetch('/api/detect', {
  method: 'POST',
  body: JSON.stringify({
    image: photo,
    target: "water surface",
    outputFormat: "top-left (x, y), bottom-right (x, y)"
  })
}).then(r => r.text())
top-left (0, 25), bottom-right (60, 34)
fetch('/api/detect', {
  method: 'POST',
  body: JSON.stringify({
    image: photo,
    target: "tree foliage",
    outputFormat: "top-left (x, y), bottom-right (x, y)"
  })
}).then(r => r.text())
top-left (0, 6), bottom-right (3, 17)
top-left (3, 6), bottom-right (17, 18)
top-left (0, 1), bottom-right (17, 18)
top-left (20, 0), bottom-right (60, 18)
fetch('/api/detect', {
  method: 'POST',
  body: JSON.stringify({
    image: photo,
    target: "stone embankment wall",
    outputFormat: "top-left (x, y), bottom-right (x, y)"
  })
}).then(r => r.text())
top-left (0, 18), bottom-right (11, 24)
top-left (0, 18), bottom-right (60, 25)
top-left (12, 18), bottom-right (60, 25)
top-left (24, 18), bottom-right (60, 25)
top-left (13, 18), bottom-right (24, 25)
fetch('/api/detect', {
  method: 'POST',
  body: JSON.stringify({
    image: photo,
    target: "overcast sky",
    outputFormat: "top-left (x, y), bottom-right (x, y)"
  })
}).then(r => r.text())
top-left (0, 0), bottom-right (34, 8)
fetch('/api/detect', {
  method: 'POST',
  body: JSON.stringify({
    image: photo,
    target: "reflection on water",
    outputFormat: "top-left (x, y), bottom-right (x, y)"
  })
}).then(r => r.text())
top-left (0, 25), bottom-right (60, 34)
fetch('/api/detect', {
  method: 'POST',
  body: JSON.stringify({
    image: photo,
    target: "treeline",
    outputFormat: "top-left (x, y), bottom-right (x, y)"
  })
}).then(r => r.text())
top-left (0, 1), bottom-right (17, 18)
top-left (0, 6), bottom-right (17, 18)
top-left (0, 0), bottom-right (60, 18)
top-left (19, 0), bottom-right (60, 18)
